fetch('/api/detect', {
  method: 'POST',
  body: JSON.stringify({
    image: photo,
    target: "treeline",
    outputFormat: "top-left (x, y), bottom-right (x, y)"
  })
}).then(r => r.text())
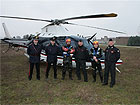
top-left (127, 36), bottom-right (140, 46)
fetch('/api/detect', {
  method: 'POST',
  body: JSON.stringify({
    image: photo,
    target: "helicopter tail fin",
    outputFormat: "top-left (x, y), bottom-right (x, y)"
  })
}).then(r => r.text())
top-left (2, 23), bottom-right (12, 38)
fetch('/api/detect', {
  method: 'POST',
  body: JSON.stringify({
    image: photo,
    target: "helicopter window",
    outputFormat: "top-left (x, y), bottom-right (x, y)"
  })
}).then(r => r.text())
top-left (41, 38), bottom-right (50, 49)
top-left (56, 40), bottom-right (65, 47)
top-left (69, 38), bottom-right (76, 47)
top-left (65, 37), bottom-right (77, 47)
top-left (55, 37), bottom-right (66, 47)
top-left (83, 40), bottom-right (90, 47)
top-left (55, 37), bottom-right (77, 48)
top-left (82, 39), bottom-right (93, 50)
top-left (72, 39), bottom-right (92, 50)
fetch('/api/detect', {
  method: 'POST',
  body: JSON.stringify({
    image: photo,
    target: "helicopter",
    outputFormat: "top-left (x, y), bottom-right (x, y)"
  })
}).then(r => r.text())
top-left (0, 13), bottom-right (124, 72)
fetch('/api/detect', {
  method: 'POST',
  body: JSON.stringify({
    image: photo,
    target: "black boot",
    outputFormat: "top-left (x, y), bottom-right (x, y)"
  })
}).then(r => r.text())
top-left (110, 84), bottom-right (114, 88)
top-left (69, 71), bottom-right (73, 80)
top-left (78, 78), bottom-right (81, 80)
top-left (69, 77), bottom-right (73, 80)
top-left (92, 69), bottom-right (96, 82)
top-left (84, 80), bottom-right (88, 82)
top-left (54, 73), bottom-right (57, 79)
top-left (93, 79), bottom-right (96, 82)
top-left (62, 73), bottom-right (65, 80)
top-left (62, 71), bottom-right (65, 80)
top-left (62, 77), bottom-right (65, 80)
top-left (37, 78), bottom-right (40, 80)
top-left (93, 76), bottom-right (96, 82)
top-left (54, 68), bottom-right (57, 79)
top-left (100, 75), bottom-right (103, 83)
top-left (28, 76), bottom-right (32, 81)
top-left (37, 75), bottom-right (40, 80)
top-left (99, 70), bottom-right (103, 83)
top-left (102, 83), bottom-right (108, 86)
top-left (46, 74), bottom-right (48, 80)
top-left (54, 77), bottom-right (57, 79)
top-left (100, 78), bottom-right (103, 83)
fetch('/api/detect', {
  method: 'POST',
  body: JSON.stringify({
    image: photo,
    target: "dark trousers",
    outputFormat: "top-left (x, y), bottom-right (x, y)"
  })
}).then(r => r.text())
top-left (92, 61), bottom-right (103, 82)
top-left (28, 63), bottom-right (40, 79)
top-left (46, 62), bottom-right (57, 79)
top-left (104, 62), bottom-right (116, 85)
top-left (76, 60), bottom-right (88, 81)
top-left (62, 61), bottom-right (72, 79)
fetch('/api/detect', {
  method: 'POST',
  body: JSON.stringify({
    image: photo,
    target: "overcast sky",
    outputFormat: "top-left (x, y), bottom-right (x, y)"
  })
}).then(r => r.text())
top-left (0, 0), bottom-right (140, 39)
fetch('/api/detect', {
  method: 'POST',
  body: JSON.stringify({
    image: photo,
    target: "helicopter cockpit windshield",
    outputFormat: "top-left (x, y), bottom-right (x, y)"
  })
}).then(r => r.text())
top-left (56, 36), bottom-right (93, 51)
top-left (40, 35), bottom-right (93, 53)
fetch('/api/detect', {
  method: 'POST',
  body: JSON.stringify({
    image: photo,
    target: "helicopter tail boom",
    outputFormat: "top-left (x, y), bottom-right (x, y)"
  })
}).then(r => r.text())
top-left (2, 23), bottom-right (12, 39)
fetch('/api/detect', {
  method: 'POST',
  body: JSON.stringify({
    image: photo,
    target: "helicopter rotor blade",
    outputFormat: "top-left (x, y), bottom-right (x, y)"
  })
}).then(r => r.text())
top-left (87, 33), bottom-right (97, 43)
top-left (61, 13), bottom-right (117, 21)
top-left (87, 33), bottom-right (97, 41)
top-left (67, 22), bottom-right (127, 34)
top-left (0, 14), bottom-right (126, 34)
top-left (0, 16), bottom-right (52, 22)
top-left (0, 13), bottom-right (117, 24)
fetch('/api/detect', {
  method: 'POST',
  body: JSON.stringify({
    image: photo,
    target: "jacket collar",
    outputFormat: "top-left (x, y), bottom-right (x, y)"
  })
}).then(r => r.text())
top-left (108, 45), bottom-right (114, 49)
top-left (50, 43), bottom-right (56, 46)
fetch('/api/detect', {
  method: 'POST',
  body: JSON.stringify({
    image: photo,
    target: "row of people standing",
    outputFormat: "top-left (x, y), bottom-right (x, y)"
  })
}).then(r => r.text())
top-left (45, 37), bottom-right (89, 82)
top-left (27, 36), bottom-right (120, 88)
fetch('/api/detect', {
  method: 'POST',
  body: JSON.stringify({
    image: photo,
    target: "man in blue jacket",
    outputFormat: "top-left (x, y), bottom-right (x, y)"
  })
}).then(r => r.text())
top-left (27, 36), bottom-right (42, 80)
top-left (103, 39), bottom-right (120, 88)
top-left (90, 41), bottom-right (103, 83)
top-left (45, 37), bottom-right (60, 79)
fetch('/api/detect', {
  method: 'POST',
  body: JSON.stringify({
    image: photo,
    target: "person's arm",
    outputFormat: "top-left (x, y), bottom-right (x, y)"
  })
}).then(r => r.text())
top-left (45, 46), bottom-right (48, 55)
top-left (58, 46), bottom-right (63, 56)
top-left (96, 48), bottom-right (103, 59)
top-left (70, 47), bottom-right (75, 54)
top-left (89, 48), bottom-right (93, 58)
top-left (104, 48), bottom-right (107, 57)
top-left (27, 45), bottom-right (30, 55)
top-left (73, 47), bottom-right (77, 59)
top-left (115, 48), bottom-right (120, 62)
top-left (39, 44), bottom-right (43, 54)
top-left (85, 48), bottom-right (90, 61)
top-left (62, 46), bottom-right (68, 52)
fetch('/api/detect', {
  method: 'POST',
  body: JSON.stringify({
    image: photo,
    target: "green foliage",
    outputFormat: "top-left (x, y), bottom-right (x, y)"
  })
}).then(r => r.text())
top-left (127, 36), bottom-right (140, 46)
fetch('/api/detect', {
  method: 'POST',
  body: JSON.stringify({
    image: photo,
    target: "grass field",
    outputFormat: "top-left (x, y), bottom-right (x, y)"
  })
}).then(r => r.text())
top-left (1, 44), bottom-right (140, 104)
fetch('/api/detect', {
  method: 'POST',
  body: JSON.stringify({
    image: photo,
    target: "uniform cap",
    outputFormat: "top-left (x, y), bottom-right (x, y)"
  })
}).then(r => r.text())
top-left (50, 37), bottom-right (56, 41)
top-left (34, 36), bottom-right (39, 40)
top-left (109, 39), bottom-right (113, 41)
top-left (78, 39), bottom-right (83, 42)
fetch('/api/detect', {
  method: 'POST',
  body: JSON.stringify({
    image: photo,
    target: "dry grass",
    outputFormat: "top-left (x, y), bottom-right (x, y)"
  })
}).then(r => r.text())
top-left (0, 44), bottom-right (140, 104)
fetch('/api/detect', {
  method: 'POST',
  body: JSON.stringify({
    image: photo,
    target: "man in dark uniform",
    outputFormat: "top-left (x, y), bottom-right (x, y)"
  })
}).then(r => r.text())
top-left (27, 36), bottom-right (42, 80)
top-left (103, 39), bottom-right (120, 88)
top-left (90, 41), bottom-right (103, 83)
top-left (75, 40), bottom-right (89, 82)
top-left (62, 38), bottom-right (75, 80)
top-left (45, 37), bottom-right (60, 79)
